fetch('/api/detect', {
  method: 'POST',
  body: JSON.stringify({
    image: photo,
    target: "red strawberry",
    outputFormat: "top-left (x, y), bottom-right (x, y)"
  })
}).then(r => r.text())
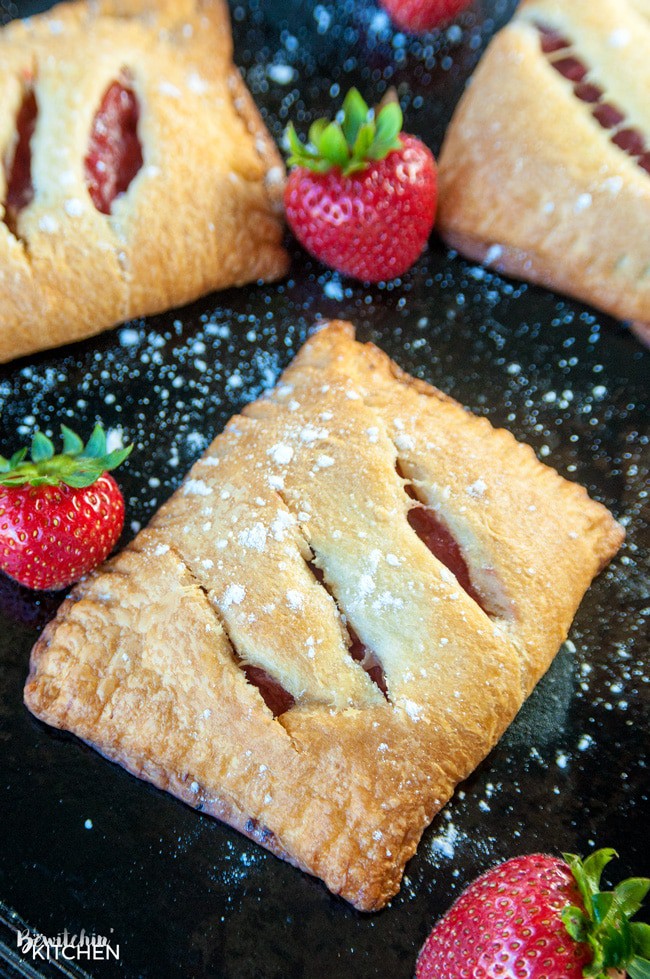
top-left (380, 0), bottom-right (474, 34)
top-left (416, 849), bottom-right (650, 979)
top-left (0, 424), bottom-right (132, 590)
top-left (284, 88), bottom-right (437, 282)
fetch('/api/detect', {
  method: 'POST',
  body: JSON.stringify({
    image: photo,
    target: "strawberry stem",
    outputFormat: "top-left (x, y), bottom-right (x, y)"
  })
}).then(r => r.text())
top-left (561, 849), bottom-right (650, 978)
top-left (0, 423), bottom-right (133, 489)
top-left (285, 87), bottom-right (403, 176)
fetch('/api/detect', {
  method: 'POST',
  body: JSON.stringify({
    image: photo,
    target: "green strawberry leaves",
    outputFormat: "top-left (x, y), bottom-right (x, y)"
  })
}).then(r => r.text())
top-left (629, 958), bottom-right (650, 979)
top-left (286, 87), bottom-right (403, 176)
top-left (0, 423), bottom-right (133, 489)
top-left (561, 848), bottom-right (650, 978)
top-left (61, 425), bottom-right (85, 456)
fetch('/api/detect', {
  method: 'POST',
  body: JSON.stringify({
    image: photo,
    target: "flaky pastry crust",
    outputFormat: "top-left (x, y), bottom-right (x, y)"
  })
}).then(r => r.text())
top-left (25, 322), bottom-right (624, 910)
top-left (0, 0), bottom-right (288, 363)
top-left (437, 0), bottom-right (650, 336)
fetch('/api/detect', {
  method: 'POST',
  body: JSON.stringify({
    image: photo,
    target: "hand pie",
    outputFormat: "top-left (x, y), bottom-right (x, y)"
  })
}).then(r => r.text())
top-left (24, 322), bottom-right (624, 911)
top-left (437, 0), bottom-right (650, 340)
top-left (0, 0), bottom-right (288, 364)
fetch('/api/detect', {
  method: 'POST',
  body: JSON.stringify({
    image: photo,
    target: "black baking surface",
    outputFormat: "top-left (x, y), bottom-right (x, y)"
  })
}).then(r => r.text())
top-left (0, 0), bottom-right (648, 976)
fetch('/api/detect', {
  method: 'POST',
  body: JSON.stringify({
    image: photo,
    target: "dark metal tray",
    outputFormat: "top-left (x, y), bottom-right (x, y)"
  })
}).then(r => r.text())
top-left (0, 1), bottom-right (648, 976)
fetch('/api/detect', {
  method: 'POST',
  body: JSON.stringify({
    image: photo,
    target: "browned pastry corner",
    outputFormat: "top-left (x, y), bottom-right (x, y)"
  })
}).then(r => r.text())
top-left (0, 0), bottom-right (288, 363)
top-left (24, 322), bottom-right (624, 911)
top-left (437, 0), bottom-right (650, 338)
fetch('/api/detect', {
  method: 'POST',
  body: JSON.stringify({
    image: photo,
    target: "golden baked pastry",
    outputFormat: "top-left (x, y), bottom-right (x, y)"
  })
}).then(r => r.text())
top-left (0, 0), bottom-right (288, 364)
top-left (24, 322), bottom-right (624, 911)
top-left (437, 0), bottom-right (650, 339)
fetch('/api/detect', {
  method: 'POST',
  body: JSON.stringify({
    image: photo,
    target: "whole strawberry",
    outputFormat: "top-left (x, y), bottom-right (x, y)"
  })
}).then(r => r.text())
top-left (0, 424), bottom-right (132, 590)
top-left (284, 89), bottom-right (437, 282)
top-left (416, 849), bottom-right (650, 979)
top-left (380, 0), bottom-right (474, 33)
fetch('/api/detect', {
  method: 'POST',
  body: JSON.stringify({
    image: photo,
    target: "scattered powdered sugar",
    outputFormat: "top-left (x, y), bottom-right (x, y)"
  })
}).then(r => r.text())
top-left (183, 478), bottom-right (213, 496)
top-left (371, 591), bottom-right (404, 611)
top-left (467, 478), bottom-right (487, 498)
top-left (63, 198), bottom-right (84, 217)
top-left (603, 175), bottom-right (623, 195)
top-left (574, 193), bottom-right (592, 213)
top-left (186, 71), bottom-right (209, 94)
top-left (159, 80), bottom-right (182, 98)
top-left (267, 63), bottom-right (294, 84)
top-left (270, 510), bottom-right (294, 541)
top-left (238, 523), bottom-right (268, 552)
top-left (38, 215), bottom-right (59, 233)
top-left (484, 243), bottom-right (503, 264)
top-left (154, 543), bottom-right (170, 556)
top-left (394, 433), bottom-right (415, 453)
top-left (428, 819), bottom-right (459, 860)
top-left (299, 425), bottom-right (328, 443)
top-left (401, 699), bottom-right (423, 722)
top-left (286, 589), bottom-right (304, 611)
top-left (268, 443), bottom-right (294, 465)
top-left (221, 584), bottom-right (246, 608)
top-left (608, 27), bottom-right (631, 47)
top-left (357, 574), bottom-right (376, 598)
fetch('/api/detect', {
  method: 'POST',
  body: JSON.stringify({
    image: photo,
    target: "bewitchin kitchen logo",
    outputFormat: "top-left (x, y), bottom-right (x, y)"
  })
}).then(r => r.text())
top-left (16, 927), bottom-right (120, 962)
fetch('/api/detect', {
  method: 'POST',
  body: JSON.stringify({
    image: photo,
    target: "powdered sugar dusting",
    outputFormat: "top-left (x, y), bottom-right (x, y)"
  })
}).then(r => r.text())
top-left (183, 478), bottom-right (213, 496)
top-left (238, 523), bottom-right (268, 552)
top-left (268, 443), bottom-right (294, 465)
top-left (221, 584), bottom-right (246, 608)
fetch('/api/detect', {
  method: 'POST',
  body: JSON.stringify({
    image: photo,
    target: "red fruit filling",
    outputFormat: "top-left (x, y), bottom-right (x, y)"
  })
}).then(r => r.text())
top-left (593, 103), bottom-right (626, 129)
top-left (574, 81), bottom-right (603, 104)
top-left (241, 664), bottom-right (295, 717)
top-left (348, 627), bottom-right (388, 696)
top-left (85, 79), bottom-right (143, 214)
top-left (407, 505), bottom-right (488, 613)
top-left (536, 25), bottom-right (649, 174)
top-left (4, 89), bottom-right (37, 230)
top-left (613, 128), bottom-right (646, 156)
top-left (551, 56), bottom-right (588, 82)
top-left (538, 26), bottom-right (571, 54)
top-left (309, 559), bottom-right (387, 696)
top-left (398, 462), bottom-right (491, 613)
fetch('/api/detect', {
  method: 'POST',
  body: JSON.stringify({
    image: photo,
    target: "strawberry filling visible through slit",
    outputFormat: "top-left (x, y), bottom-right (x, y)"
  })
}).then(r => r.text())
top-left (552, 57), bottom-right (588, 82)
top-left (308, 559), bottom-right (387, 696)
top-left (538, 26), bottom-right (571, 54)
top-left (240, 664), bottom-right (295, 717)
top-left (348, 627), bottom-right (388, 696)
top-left (536, 24), bottom-right (648, 171)
top-left (85, 80), bottom-right (143, 214)
top-left (4, 90), bottom-right (37, 227)
top-left (407, 505), bottom-right (488, 613)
